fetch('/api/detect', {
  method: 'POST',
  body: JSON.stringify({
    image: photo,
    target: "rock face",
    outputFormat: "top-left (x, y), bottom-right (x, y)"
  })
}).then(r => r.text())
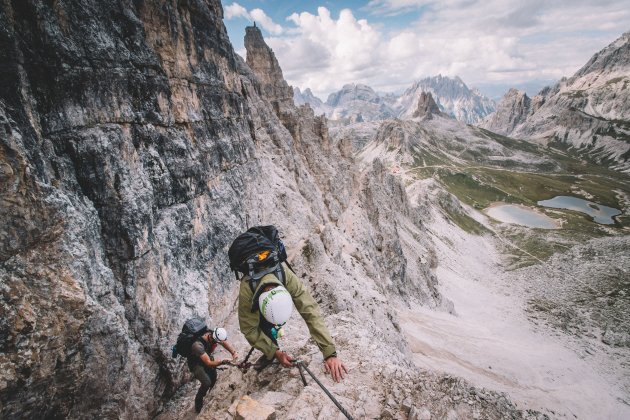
top-left (481, 88), bottom-right (533, 133)
top-left (293, 87), bottom-right (328, 116)
top-left (1, 1), bottom-right (251, 417)
top-left (481, 32), bottom-right (630, 172)
top-left (0, 1), bottom-right (446, 419)
top-left (325, 83), bottom-right (397, 121)
top-left (234, 396), bottom-right (275, 420)
top-left (412, 92), bottom-right (445, 120)
top-left (397, 75), bottom-right (496, 124)
top-left (245, 25), bottom-right (293, 119)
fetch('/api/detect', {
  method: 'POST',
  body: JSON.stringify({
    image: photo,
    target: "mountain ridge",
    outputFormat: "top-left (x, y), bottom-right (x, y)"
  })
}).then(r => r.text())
top-left (2, 2), bottom-right (629, 419)
top-left (293, 75), bottom-right (496, 124)
top-left (481, 31), bottom-right (630, 172)
top-left (0, 2), bottom-right (511, 419)
top-left (396, 75), bottom-right (496, 124)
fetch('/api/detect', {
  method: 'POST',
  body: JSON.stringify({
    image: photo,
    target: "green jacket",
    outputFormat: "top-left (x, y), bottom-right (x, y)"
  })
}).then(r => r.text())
top-left (238, 263), bottom-right (337, 360)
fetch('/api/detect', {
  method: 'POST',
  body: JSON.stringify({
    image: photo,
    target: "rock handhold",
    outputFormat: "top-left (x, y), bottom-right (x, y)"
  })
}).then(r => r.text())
top-left (409, 405), bottom-right (432, 420)
top-left (234, 396), bottom-right (276, 420)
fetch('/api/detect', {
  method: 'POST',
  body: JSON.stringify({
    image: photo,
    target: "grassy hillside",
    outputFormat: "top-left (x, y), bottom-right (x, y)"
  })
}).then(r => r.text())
top-left (385, 120), bottom-right (630, 268)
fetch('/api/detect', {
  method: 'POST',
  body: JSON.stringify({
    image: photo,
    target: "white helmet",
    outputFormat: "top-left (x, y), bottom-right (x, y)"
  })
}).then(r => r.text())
top-left (259, 286), bottom-right (293, 325)
top-left (212, 327), bottom-right (228, 342)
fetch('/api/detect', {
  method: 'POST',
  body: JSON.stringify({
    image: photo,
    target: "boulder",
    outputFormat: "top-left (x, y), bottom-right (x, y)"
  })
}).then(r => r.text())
top-left (235, 396), bottom-right (276, 420)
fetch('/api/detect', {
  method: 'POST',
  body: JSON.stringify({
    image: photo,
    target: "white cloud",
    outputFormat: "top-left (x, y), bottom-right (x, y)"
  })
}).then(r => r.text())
top-left (366, 0), bottom-right (630, 36)
top-left (250, 8), bottom-right (283, 35)
top-left (223, 2), bottom-right (283, 35)
top-left (270, 6), bottom-right (537, 96)
top-left (268, 7), bottom-right (385, 97)
top-left (224, 2), bottom-right (249, 20)
top-left (231, 2), bottom-right (629, 99)
top-left (365, 0), bottom-right (433, 16)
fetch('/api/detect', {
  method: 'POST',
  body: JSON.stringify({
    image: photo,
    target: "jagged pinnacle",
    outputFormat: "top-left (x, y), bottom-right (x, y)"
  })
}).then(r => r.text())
top-left (412, 92), bottom-right (442, 119)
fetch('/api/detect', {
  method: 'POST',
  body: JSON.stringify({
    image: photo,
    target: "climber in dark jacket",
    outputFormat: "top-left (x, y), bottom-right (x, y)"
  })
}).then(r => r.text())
top-left (188, 327), bottom-right (238, 413)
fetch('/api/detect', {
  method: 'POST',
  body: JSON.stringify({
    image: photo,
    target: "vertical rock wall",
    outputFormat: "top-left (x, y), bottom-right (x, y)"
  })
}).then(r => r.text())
top-left (0, 1), bottom-right (254, 417)
top-left (0, 1), bottom-right (439, 418)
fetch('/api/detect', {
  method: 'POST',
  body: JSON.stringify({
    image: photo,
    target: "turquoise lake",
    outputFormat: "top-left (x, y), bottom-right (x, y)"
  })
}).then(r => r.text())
top-left (537, 196), bottom-right (621, 225)
top-left (486, 204), bottom-right (558, 229)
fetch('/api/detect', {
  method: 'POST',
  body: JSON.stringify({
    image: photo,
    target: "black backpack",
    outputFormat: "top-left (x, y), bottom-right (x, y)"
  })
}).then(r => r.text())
top-left (171, 317), bottom-right (208, 359)
top-left (228, 225), bottom-right (291, 294)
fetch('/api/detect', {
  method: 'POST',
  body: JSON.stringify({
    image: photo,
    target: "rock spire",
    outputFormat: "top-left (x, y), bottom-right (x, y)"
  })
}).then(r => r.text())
top-left (412, 92), bottom-right (445, 119)
top-left (244, 25), bottom-right (293, 111)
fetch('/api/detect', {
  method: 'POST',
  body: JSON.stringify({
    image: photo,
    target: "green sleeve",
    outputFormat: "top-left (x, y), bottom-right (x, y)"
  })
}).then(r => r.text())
top-left (285, 267), bottom-right (337, 358)
top-left (238, 280), bottom-right (278, 360)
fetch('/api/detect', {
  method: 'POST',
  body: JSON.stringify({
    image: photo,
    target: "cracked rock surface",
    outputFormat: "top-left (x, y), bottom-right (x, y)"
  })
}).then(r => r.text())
top-left (1, 1), bottom-right (546, 419)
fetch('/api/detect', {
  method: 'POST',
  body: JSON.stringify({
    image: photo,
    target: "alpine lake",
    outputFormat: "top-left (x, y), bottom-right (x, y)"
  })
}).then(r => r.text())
top-left (485, 204), bottom-right (559, 229)
top-left (538, 195), bottom-right (621, 225)
top-left (485, 196), bottom-right (622, 229)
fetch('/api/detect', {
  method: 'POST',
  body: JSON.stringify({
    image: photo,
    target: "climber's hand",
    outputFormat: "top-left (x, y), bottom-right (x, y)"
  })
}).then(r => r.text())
top-left (324, 356), bottom-right (348, 383)
top-left (275, 350), bottom-right (294, 367)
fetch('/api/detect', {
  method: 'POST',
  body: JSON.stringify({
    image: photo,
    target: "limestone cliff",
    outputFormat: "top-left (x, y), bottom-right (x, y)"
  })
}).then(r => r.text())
top-left (0, 1), bottom-right (441, 418)
top-left (412, 92), bottom-right (446, 120)
top-left (244, 25), bottom-right (294, 130)
top-left (481, 32), bottom-right (630, 172)
top-left (481, 88), bottom-right (534, 134)
top-left (0, 1), bottom-right (543, 419)
top-left (1, 1), bottom-right (252, 416)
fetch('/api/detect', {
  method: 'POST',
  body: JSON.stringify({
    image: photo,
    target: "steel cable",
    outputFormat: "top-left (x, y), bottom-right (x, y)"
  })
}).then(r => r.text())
top-left (294, 360), bottom-right (353, 420)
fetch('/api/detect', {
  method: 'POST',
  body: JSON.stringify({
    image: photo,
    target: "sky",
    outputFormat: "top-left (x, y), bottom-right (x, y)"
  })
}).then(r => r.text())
top-left (220, 1), bottom-right (630, 100)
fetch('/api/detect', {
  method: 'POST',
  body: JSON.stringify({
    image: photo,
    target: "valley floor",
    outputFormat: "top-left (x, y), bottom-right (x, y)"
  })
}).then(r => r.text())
top-left (400, 195), bottom-right (630, 419)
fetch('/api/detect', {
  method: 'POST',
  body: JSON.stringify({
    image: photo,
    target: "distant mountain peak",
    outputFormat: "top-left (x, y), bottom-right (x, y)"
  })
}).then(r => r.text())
top-left (480, 31), bottom-right (630, 172)
top-left (397, 75), bottom-right (496, 124)
top-left (294, 75), bottom-right (496, 124)
top-left (412, 92), bottom-right (445, 120)
top-left (293, 86), bottom-right (327, 116)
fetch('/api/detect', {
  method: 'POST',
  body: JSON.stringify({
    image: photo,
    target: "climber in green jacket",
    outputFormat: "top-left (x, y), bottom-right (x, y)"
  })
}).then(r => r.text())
top-left (237, 262), bottom-right (348, 382)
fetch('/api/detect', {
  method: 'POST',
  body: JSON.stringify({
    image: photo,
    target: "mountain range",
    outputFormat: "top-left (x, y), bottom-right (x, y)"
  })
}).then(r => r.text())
top-left (1, 1), bottom-right (629, 419)
top-left (395, 75), bottom-right (496, 124)
top-left (293, 75), bottom-right (497, 125)
top-left (481, 31), bottom-right (630, 172)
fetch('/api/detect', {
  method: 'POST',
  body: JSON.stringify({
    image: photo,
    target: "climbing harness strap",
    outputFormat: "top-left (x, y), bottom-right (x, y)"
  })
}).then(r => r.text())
top-left (294, 360), bottom-right (353, 420)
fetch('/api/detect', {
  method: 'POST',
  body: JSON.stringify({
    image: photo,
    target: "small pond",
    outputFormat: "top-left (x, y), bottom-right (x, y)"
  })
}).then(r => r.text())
top-left (485, 204), bottom-right (558, 229)
top-left (537, 196), bottom-right (621, 225)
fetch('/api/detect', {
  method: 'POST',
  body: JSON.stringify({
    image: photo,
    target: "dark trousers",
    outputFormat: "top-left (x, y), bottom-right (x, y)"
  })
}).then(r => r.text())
top-left (191, 364), bottom-right (217, 406)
